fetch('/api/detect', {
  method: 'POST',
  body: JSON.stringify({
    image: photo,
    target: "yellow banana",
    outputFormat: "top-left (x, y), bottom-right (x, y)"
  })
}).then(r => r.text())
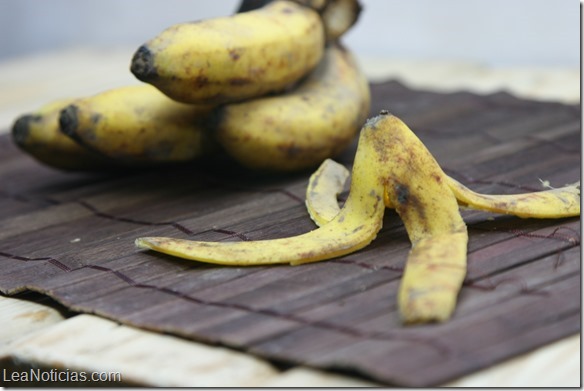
top-left (59, 84), bottom-right (218, 165)
top-left (131, 0), bottom-right (325, 105)
top-left (214, 44), bottom-right (371, 171)
top-left (11, 99), bottom-right (113, 171)
top-left (135, 111), bottom-right (388, 266)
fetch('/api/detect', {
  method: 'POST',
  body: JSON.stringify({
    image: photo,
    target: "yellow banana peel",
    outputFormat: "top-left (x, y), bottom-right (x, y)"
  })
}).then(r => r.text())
top-left (307, 158), bottom-right (580, 220)
top-left (305, 123), bottom-right (579, 322)
top-left (447, 177), bottom-right (580, 219)
top-left (377, 114), bottom-right (468, 323)
top-left (136, 111), bottom-right (388, 266)
top-left (306, 158), bottom-right (349, 227)
top-left (137, 111), bottom-right (580, 324)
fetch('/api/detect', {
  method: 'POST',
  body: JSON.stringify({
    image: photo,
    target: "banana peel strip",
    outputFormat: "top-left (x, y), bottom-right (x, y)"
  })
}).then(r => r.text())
top-left (136, 111), bottom-right (388, 267)
top-left (447, 177), bottom-right (580, 219)
top-left (305, 159), bottom-right (350, 227)
top-left (306, 165), bottom-right (580, 224)
top-left (373, 114), bottom-right (468, 323)
top-left (136, 112), bottom-right (581, 323)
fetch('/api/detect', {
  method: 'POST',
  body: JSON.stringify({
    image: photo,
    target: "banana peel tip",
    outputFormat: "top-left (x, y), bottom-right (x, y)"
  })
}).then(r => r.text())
top-left (135, 237), bottom-right (156, 250)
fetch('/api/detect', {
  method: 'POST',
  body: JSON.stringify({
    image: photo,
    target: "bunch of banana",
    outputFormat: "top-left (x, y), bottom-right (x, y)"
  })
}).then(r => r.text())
top-left (136, 112), bottom-right (580, 324)
top-left (13, 0), bottom-right (368, 173)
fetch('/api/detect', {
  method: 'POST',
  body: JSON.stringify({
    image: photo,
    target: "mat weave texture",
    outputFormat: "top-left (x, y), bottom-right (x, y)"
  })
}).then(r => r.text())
top-left (0, 81), bottom-right (580, 386)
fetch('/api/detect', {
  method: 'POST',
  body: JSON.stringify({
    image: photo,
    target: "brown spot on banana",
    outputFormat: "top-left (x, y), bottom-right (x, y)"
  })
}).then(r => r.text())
top-left (395, 183), bottom-right (410, 205)
top-left (130, 45), bottom-right (158, 82)
top-left (195, 76), bottom-right (209, 87)
top-left (58, 105), bottom-right (80, 138)
top-left (228, 48), bottom-right (244, 61)
top-left (11, 114), bottom-right (38, 147)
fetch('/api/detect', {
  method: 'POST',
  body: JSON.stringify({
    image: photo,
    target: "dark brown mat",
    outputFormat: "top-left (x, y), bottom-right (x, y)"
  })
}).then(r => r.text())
top-left (0, 81), bottom-right (580, 386)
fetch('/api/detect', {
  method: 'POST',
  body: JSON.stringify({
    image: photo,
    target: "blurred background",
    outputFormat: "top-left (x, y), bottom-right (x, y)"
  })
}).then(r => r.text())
top-left (0, 0), bottom-right (578, 67)
top-left (0, 0), bottom-right (579, 130)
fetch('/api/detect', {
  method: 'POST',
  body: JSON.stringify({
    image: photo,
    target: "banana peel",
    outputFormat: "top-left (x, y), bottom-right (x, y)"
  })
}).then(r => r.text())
top-left (136, 112), bottom-right (580, 324)
top-left (447, 177), bottom-right (580, 219)
top-left (306, 158), bottom-right (349, 226)
top-left (307, 165), bottom-right (580, 222)
top-left (136, 111), bottom-right (388, 266)
top-left (378, 115), bottom-right (469, 324)
top-left (305, 134), bottom-right (579, 323)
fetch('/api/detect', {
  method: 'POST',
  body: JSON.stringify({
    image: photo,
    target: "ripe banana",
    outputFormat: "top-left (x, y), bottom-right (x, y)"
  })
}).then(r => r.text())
top-left (213, 44), bottom-right (371, 171)
top-left (59, 84), bottom-right (218, 166)
top-left (11, 99), bottom-right (113, 171)
top-left (131, 0), bottom-right (325, 105)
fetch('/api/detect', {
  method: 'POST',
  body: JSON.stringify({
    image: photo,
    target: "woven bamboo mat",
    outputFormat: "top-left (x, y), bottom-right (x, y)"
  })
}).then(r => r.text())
top-left (0, 81), bottom-right (580, 386)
